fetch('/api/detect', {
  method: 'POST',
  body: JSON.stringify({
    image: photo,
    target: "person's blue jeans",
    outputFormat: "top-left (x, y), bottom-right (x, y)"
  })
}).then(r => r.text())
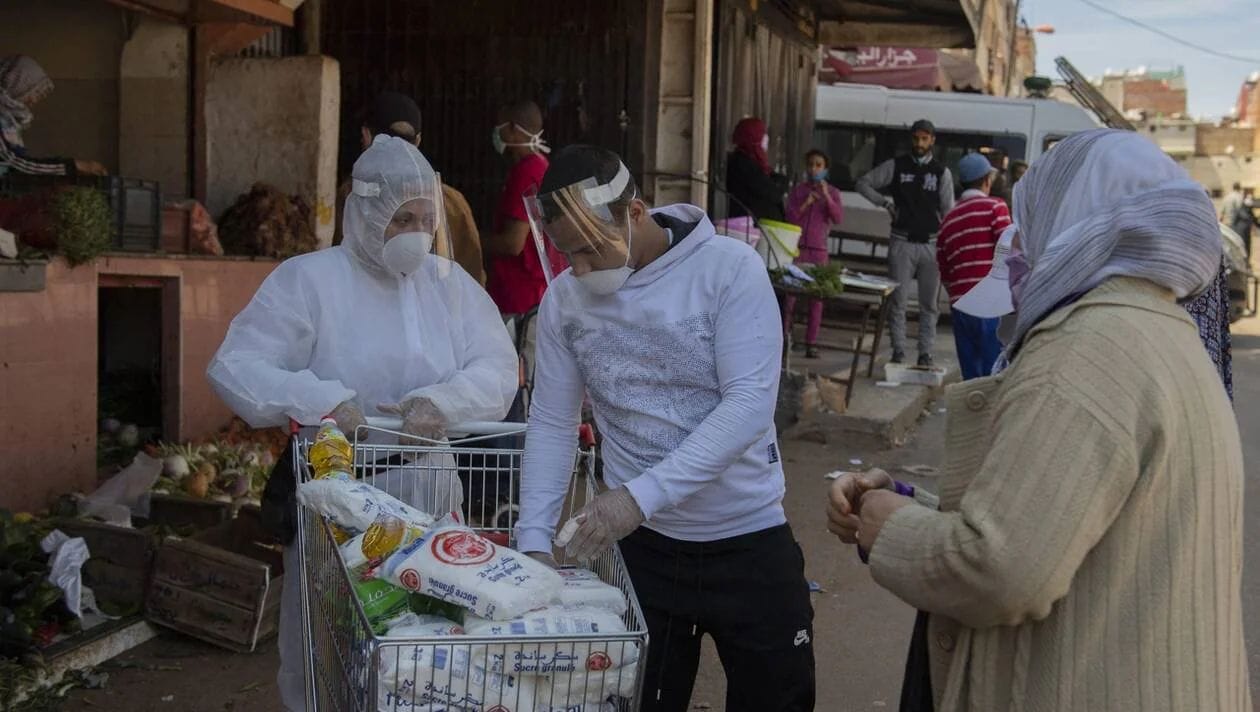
top-left (951, 308), bottom-right (1002, 380)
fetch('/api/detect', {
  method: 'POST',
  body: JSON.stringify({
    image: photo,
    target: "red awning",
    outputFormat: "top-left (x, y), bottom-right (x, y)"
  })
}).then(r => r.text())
top-left (823, 47), bottom-right (947, 90)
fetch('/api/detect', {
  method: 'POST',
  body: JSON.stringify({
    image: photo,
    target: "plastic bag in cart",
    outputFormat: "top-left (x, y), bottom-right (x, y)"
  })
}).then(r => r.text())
top-left (379, 524), bottom-right (562, 621)
top-left (377, 641), bottom-right (537, 712)
top-left (366, 451), bottom-right (466, 517)
top-left (534, 663), bottom-right (639, 709)
top-left (465, 606), bottom-right (639, 675)
top-left (555, 569), bottom-right (628, 616)
top-left (298, 478), bottom-right (436, 533)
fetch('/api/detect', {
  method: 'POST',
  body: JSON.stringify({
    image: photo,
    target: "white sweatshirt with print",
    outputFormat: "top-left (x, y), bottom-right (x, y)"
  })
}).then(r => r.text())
top-left (516, 204), bottom-right (787, 553)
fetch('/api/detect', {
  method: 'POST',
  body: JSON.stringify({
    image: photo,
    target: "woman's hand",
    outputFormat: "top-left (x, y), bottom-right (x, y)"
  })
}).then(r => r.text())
top-left (826, 468), bottom-right (894, 543)
top-left (857, 489), bottom-right (913, 550)
top-left (75, 159), bottom-right (108, 176)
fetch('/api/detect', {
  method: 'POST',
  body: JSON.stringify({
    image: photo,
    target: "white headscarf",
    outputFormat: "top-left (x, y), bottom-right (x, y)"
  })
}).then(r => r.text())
top-left (1005, 128), bottom-right (1221, 354)
top-left (0, 55), bottom-right (53, 143)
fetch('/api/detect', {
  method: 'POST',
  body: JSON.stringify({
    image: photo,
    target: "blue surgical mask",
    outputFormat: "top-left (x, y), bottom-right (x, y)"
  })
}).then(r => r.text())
top-left (809, 169), bottom-right (829, 183)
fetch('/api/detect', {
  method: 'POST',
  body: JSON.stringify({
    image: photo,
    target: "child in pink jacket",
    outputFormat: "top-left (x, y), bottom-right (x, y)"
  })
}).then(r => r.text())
top-left (785, 149), bottom-right (844, 358)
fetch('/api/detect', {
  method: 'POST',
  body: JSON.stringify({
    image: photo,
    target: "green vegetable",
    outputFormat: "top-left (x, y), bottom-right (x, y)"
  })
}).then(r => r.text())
top-left (0, 510), bottom-right (72, 662)
top-left (769, 262), bottom-right (846, 299)
top-left (408, 592), bottom-right (466, 625)
top-left (51, 187), bottom-right (112, 267)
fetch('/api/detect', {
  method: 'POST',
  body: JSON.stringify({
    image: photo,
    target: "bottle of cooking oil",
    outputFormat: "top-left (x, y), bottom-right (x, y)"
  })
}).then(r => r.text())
top-left (309, 417), bottom-right (353, 480)
top-left (360, 519), bottom-right (423, 560)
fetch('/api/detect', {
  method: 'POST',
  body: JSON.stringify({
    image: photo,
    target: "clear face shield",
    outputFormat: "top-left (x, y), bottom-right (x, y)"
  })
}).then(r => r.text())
top-left (522, 162), bottom-right (634, 287)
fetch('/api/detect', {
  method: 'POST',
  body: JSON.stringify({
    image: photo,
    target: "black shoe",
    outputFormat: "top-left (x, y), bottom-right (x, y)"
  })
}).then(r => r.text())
top-left (917, 353), bottom-right (934, 368)
top-left (891, 350), bottom-right (906, 364)
top-left (805, 345), bottom-right (820, 359)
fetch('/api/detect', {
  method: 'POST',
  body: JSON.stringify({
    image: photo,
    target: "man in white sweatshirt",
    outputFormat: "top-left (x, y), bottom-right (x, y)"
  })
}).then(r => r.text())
top-left (516, 145), bottom-right (815, 712)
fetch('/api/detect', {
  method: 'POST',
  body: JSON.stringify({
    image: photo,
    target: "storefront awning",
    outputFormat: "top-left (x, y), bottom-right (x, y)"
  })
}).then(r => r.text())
top-left (821, 47), bottom-right (983, 92)
top-left (815, 0), bottom-right (979, 49)
top-left (101, 0), bottom-right (295, 27)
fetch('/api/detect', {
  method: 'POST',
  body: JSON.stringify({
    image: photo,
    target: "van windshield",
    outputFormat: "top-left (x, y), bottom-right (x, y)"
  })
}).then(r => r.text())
top-left (813, 123), bottom-right (1028, 194)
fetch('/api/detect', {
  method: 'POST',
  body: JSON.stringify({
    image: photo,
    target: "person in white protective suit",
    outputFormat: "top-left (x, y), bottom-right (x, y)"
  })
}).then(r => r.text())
top-left (205, 135), bottom-right (517, 712)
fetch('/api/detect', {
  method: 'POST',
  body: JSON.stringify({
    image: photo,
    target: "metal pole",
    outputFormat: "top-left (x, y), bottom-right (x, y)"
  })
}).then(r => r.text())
top-left (1004, 0), bottom-right (1023, 96)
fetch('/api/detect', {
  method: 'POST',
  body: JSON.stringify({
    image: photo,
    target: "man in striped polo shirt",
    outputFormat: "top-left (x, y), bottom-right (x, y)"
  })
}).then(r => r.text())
top-left (936, 152), bottom-right (1012, 379)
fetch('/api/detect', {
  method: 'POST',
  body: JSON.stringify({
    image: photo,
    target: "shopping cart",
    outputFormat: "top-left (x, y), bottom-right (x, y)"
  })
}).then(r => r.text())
top-left (293, 418), bottom-right (649, 712)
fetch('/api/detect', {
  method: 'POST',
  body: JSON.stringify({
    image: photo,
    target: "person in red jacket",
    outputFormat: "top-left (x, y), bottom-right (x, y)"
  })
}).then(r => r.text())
top-left (785, 149), bottom-right (844, 358)
top-left (936, 152), bottom-right (1011, 379)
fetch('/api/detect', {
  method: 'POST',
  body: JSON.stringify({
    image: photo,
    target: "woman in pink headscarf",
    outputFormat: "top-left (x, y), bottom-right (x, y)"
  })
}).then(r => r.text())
top-left (725, 117), bottom-right (784, 221)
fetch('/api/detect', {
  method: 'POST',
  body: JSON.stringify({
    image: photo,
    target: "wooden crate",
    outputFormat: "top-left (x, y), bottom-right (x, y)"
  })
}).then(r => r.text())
top-left (144, 493), bottom-right (232, 531)
top-left (145, 508), bottom-right (284, 653)
top-left (55, 519), bottom-right (156, 615)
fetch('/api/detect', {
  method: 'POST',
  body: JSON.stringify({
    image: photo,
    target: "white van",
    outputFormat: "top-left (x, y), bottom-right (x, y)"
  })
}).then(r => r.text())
top-left (813, 83), bottom-right (1099, 245)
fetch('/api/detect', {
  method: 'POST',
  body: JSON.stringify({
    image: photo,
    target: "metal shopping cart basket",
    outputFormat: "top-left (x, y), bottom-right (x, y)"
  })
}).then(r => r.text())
top-left (294, 418), bottom-right (649, 712)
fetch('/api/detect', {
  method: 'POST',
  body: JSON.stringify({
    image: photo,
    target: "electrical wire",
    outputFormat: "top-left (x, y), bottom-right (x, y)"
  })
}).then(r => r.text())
top-left (1074, 0), bottom-right (1260, 64)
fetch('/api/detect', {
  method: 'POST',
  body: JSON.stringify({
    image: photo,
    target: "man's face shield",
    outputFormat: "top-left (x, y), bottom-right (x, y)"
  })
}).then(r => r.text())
top-left (522, 163), bottom-right (634, 283)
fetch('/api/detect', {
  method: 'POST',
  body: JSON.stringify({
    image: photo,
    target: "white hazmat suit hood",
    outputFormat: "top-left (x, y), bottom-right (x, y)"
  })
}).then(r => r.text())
top-left (344, 135), bottom-right (448, 279)
top-left (206, 137), bottom-right (518, 712)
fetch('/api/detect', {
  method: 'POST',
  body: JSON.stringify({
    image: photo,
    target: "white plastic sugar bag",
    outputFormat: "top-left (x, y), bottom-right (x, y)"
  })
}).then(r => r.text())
top-left (363, 451), bottom-right (465, 517)
top-left (535, 662), bottom-right (639, 709)
top-left (466, 606), bottom-right (637, 675)
top-left (377, 642), bottom-right (537, 712)
top-left (379, 524), bottom-right (562, 621)
top-left (385, 612), bottom-right (465, 637)
top-left (555, 569), bottom-right (627, 616)
top-left (297, 478), bottom-right (436, 533)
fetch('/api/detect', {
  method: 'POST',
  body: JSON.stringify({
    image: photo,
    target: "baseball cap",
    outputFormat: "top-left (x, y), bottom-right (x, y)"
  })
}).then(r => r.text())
top-left (910, 119), bottom-right (935, 135)
top-left (958, 153), bottom-right (996, 184)
top-left (954, 225), bottom-right (1017, 318)
top-left (366, 91), bottom-right (422, 139)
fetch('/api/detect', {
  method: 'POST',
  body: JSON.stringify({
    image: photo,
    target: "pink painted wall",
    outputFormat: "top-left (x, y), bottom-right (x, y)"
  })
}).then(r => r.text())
top-left (0, 254), bottom-right (277, 512)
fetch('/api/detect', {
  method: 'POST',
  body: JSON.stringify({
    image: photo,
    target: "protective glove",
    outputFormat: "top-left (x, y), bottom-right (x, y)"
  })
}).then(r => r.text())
top-left (377, 397), bottom-right (446, 444)
top-left (555, 488), bottom-right (645, 563)
top-left (328, 400), bottom-right (366, 439)
top-left (526, 551), bottom-right (559, 569)
top-left (883, 198), bottom-right (897, 219)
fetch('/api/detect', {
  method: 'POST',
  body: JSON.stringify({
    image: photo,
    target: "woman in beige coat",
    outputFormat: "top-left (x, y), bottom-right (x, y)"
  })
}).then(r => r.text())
top-left (828, 129), bottom-right (1249, 711)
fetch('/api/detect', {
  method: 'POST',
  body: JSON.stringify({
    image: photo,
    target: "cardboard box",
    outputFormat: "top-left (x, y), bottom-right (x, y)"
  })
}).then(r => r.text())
top-left (145, 508), bottom-right (284, 652)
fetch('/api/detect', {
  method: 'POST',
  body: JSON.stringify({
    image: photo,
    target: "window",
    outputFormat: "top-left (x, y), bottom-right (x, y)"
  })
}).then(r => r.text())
top-left (813, 122), bottom-right (1028, 194)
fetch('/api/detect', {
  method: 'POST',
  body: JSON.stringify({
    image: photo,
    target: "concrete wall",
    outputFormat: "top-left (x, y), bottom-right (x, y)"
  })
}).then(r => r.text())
top-left (120, 18), bottom-right (190, 199)
top-left (1179, 154), bottom-right (1260, 196)
top-left (0, 0), bottom-right (126, 171)
top-left (1198, 125), bottom-right (1257, 157)
top-left (205, 56), bottom-right (340, 246)
top-left (0, 255), bottom-right (277, 513)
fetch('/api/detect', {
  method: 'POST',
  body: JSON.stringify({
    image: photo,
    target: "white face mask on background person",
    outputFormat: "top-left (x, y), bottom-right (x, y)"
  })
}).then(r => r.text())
top-left (574, 209), bottom-right (635, 296)
top-left (381, 231), bottom-right (433, 276)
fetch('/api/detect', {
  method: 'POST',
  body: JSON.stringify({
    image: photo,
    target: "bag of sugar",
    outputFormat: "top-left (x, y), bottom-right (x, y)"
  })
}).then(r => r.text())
top-left (297, 478), bottom-right (435, 533)
top-left (535, 662), bottom-right (639, 709)
top-left (379, 524), bottom-right (562, 621)
top-left (555, 569), bottom-right (627, 616)
top-left (465, 605), bottom-right (638, 675)
top-left (376, 641), bottom-right (537, 712)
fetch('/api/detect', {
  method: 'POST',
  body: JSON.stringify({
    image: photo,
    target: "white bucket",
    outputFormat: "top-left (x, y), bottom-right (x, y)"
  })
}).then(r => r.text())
top-left (755, 219), bottom-right (802, 268)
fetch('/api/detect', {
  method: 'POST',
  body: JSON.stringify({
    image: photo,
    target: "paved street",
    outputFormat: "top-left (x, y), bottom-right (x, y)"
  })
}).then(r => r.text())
top-left (68, 316), bottom-right (1260, 711)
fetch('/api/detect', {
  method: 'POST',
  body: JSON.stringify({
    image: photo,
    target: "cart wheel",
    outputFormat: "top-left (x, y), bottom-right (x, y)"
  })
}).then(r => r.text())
top-left (493, 503), bottom-right (519, 531)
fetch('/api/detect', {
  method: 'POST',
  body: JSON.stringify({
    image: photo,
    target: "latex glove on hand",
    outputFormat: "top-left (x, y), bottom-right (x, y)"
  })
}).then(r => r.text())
top-left (378, 397), bottom-right (446, 444)
top-left (555, 488), bottom-right (645, 563)
top-left (883, 198), bottom-right (897, 219)
top-left (328, 400), bottom-right (366, 439)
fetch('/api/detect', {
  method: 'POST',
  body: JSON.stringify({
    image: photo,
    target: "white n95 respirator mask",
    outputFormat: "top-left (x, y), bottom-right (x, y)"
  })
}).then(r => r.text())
top-left (382, 231), bottom-right (434, 277)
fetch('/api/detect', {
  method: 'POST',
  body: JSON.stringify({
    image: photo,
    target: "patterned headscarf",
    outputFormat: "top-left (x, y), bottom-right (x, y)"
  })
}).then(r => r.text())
top-left (0, 55), bottom-right (53, 143)
top-left (1005, 128), bottom-right (1221, 354)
